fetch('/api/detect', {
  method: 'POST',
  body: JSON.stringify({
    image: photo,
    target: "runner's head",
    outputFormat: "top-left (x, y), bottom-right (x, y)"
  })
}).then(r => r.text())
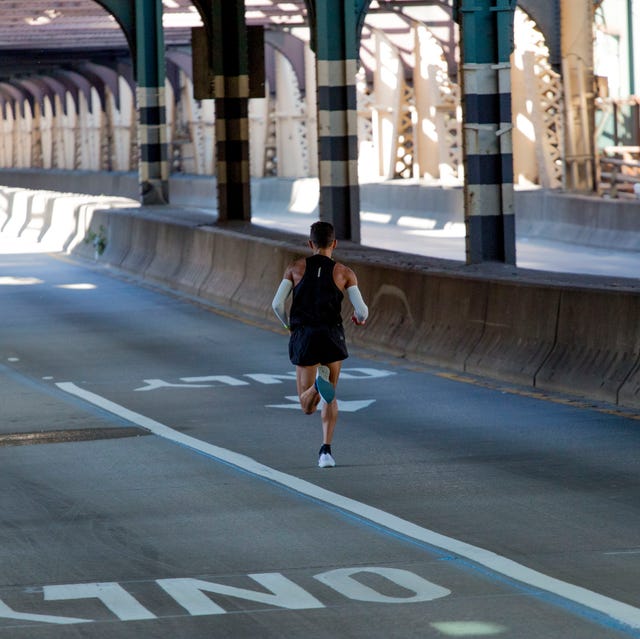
top-left (309, 222), bottom-right (335, 249)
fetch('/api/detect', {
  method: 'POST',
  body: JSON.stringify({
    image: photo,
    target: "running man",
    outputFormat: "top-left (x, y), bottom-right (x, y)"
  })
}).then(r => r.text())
top-left (272, 221), bottom-right (369, 468)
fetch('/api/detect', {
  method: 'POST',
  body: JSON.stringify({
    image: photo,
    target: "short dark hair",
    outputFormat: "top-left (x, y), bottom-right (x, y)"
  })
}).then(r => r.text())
top-left (309, 221), bottom-right (335, 248)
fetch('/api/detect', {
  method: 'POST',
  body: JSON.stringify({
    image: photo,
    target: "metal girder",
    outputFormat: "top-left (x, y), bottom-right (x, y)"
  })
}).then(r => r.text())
top-left (93, 0), bottom-right (135, 56)
top-left (79, 62), bottom-right (122, 111)
top-left (517, 0), bottom-right (561, 68)
top-left (0, 82), bottom-right (32, 118)
top-left (50, 69), bottom-right (95, 114)
top-left (165, 50), bottom-right (193, 103)
top-left (264, 30), bottom-right (306, 95)
top-left (10, 78), bottom-right (46, 114)
top-left (31, 76), bottom-right (70, 116)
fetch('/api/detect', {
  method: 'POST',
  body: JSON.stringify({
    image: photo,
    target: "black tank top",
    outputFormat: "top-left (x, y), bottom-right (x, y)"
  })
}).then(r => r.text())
top-left (290, 255), bottom-right (344, 328)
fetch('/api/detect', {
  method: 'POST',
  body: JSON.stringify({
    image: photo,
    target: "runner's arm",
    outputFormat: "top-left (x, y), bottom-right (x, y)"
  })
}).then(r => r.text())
top-left (347, 285), bottom-right (368, 324)
top-left (272, 279), bottom-right (293, 329)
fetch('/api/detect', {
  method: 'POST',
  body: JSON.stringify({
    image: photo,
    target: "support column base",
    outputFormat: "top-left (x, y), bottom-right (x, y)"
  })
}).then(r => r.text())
top-left (466, 213), bottom-right (515, 264)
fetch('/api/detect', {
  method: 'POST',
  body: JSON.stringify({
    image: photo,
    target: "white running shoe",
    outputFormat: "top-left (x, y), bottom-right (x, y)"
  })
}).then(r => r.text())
top-left (318, 452), bottom-right (336, 468)
top-left (315, 365), bottom-right (335, 403)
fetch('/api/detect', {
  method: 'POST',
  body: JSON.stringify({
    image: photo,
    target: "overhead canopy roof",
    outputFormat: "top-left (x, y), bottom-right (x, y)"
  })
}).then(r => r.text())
top-left (0, 1), bottom-right (308, 52)
top-left (0, 0), bottom-right (458, 86)
top-left (0, 1), bottom-right (454, 51)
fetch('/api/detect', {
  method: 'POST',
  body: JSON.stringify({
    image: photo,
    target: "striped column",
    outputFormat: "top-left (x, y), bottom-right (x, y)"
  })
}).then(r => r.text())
top-left (460, 0), bottom-right (516, 264)
top-left (312, 0), bottom-right (361, 242)
top-left (211, 0), bottom-right (251, 222)
top-left (137, 85), bottom-right (169, 203)
top-left (135, 0), bottom-right (168, 205)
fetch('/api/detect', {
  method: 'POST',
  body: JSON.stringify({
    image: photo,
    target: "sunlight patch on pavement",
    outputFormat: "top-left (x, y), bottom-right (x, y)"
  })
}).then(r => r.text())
top-left (0, 276), bottom-right (43, 286)
top-left (430, 621), bottom-right (507, 636)
top-left (56, 283), bottom-right (97, 290)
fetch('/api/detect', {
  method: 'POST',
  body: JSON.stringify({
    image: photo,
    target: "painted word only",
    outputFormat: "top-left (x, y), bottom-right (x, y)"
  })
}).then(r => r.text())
top-left (2, 567), bottom-right (449, 626)
top-left (134, 367), bottom-right (395, 392)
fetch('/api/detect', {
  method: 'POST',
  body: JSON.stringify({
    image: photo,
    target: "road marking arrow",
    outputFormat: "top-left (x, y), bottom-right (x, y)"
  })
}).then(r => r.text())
top-left (267, 396), bottom-right (375, 412)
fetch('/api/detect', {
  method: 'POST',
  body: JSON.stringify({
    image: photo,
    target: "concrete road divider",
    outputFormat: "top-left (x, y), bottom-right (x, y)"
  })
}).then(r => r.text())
top-left (97, 209), bottom-right (132, 266)
top-left (535, 288), bottom-right (640, 405)
top-left (173, 227), bottom-right (217, 299)
top-left (197, 229), bottom-right (251, 312)
top-left (119, 214), bottom-right (160, 275)
top-left (346, 264), bottom-right (426, 358)
top-left (2, 189), bottom-right (31, 237)
top-left (408, 276), bottom-right (488, 371)
top-left (464, 281), bottom-right (560, 386)
top-left (144, 219), bottom-right (192, 287)
top-left (230, 238), bottom-right (295, 321)
top-left (0, 187), bottom-right (15, 228)
top-left (620, 359), bottom-right (640, 408)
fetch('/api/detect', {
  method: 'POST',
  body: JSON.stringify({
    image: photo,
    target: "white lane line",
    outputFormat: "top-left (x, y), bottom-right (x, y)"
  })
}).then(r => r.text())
top-left (57, 381), bottom-right (640, 632)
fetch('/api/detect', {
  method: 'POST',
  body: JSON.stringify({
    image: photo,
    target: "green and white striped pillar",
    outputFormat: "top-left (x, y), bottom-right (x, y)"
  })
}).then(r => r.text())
top-left (459, 0), bottom-right (516, 264)
top-left (310, 0), bottom-right (363, 242)
top-left (135, 0), bottom-right (169, 205)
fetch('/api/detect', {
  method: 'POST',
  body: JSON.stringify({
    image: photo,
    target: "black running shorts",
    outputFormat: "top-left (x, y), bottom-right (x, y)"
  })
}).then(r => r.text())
top-left (289, 324), bottom-right (348, 366)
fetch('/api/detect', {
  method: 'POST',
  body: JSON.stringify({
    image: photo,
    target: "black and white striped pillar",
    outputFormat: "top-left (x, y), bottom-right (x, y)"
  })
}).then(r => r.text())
top-left (460, 0), bottom-right (516, 264)
top-left (310, 0), bottom-right (362, 242)
top-left (211, 0), bottom-right (251, 221)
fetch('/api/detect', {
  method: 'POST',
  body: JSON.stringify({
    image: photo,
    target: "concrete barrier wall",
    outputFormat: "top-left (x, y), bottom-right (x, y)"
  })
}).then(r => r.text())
top-left (463, 282), bottom-right (560, 386)
top-left (1, 184), bottom-right (639, 411)
top-left (516, 189), bottom-right (640, 251)
top-left (535, 289), bottom-right (640, 404)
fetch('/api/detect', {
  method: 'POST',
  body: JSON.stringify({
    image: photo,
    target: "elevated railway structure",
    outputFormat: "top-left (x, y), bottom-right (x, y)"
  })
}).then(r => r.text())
top-left (0, 1), bottom-right (633, 260)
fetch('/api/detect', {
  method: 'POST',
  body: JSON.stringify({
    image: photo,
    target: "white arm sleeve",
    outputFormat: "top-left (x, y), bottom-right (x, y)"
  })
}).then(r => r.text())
top-left (347, 285), bottom-right (369, 322)
top-left (272, 279), bottom-right (293, 328)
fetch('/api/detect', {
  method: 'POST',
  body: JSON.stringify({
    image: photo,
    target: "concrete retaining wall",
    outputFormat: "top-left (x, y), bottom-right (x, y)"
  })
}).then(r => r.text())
top-left (1, 184), bottom-right (639, 411)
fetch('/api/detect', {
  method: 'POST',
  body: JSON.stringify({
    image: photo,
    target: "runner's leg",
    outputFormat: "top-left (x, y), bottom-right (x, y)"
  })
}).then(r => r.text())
top-left (296, 365), bottom-right (320, 414)
top-left (321, 361), bottom-right (342, 444)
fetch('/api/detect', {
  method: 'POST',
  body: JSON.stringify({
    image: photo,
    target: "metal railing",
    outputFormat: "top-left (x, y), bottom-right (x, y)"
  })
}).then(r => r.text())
top-left (598, 145), bottom-right (640, 198)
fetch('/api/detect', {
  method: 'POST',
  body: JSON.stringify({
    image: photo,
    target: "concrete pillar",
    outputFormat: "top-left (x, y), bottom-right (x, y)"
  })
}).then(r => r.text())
top-left (459, 0), bottom-right (516, 264)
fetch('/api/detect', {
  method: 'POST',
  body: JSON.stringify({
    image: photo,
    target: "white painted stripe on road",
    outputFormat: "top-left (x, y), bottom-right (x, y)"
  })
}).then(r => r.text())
top-left (56, 382), bottom-right (640, 632)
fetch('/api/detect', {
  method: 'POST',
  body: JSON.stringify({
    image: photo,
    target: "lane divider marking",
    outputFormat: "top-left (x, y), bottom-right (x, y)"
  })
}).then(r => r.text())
top-left (56, 381), bottom-right (640, 634)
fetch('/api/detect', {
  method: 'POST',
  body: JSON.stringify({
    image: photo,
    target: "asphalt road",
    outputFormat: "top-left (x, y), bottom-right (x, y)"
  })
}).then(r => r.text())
top-left (1, 236), bottom-right (640, 638)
